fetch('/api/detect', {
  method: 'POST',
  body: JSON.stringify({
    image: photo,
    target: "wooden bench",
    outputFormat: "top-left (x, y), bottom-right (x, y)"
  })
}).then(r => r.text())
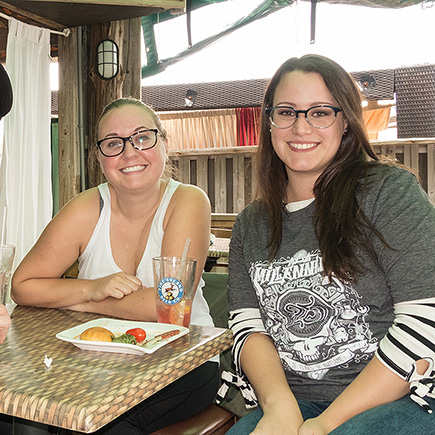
top-left (149, 403), bottom-right (236, 435)
top-left (211, 213), bottom-right (237, 235)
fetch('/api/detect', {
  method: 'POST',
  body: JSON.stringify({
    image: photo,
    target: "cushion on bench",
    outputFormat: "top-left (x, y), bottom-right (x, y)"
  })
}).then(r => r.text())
top-left (149, 403), bottom-right (236, 435)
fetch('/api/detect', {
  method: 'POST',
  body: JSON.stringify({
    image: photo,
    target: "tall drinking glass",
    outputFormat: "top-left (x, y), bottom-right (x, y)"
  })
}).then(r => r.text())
top-left (153, 256), bottom-right (197, 328)
top-left (0, 244), bottom-right (15, 313)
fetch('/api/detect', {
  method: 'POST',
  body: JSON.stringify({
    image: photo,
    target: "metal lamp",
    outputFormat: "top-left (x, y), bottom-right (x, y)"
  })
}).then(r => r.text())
top-left (96, 39), bottom-right (119, 80)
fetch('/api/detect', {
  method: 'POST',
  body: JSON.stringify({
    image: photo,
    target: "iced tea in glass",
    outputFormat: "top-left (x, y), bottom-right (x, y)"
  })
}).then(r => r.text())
top-left (153, 257), bottom-right (196, 328)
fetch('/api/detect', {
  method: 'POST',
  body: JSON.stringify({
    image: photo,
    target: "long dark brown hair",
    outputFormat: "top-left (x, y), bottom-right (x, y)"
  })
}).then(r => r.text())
top-left (257, 54), bottom-right (387, 281)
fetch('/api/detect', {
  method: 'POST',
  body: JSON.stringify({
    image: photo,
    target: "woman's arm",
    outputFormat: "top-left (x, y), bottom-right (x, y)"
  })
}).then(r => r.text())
top-left (0, 305), bottom-right (10, 343)
top-left (12, 189), bottom-right (142, 309)
top-left (241, 333), bottom-right (304, 435)
top-left (66, 184), bottom-right (211, 321)
top-left (228, 211), bottom-right (303, 435)
top-left (299, 356), bottom-right (430, 435)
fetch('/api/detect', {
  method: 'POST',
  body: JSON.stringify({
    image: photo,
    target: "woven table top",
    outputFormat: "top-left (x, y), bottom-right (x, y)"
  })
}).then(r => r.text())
top-left (208, 238), bottom-right (230, 259)
top-left (0, 306), bottom-right (233, 433)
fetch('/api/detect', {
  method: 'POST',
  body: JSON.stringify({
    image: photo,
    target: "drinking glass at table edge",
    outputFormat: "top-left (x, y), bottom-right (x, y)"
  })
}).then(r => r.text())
top-left (11, 98), bottom-right (219, 435)
top-left (0, 62), bottom-right (13, 345)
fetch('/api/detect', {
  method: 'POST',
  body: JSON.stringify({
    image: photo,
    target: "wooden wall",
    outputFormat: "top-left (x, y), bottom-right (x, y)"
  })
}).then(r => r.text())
top-left (57, 18), bottom-right (142, 209)
top-left (169, 140), bottom-right (435, 213)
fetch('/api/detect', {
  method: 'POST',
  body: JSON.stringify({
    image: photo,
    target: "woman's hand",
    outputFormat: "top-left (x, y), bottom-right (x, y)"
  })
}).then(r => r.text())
top-left (0, 304), bottom-right (11, 343)
top-left (299, 417), bottom-right (330, 435)
top-left (251, 408), bottom-right (303, 435)
top-left (88, 272), bottom-right (143, 301)
top-left (62, 272), bottom-right (143, 313)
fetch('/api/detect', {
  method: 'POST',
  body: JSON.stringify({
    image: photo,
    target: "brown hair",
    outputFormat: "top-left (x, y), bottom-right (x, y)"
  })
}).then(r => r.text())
top-left (96, 97), bottom-right (168, 140)
top-left (257, 54), bottom-right (387, 281)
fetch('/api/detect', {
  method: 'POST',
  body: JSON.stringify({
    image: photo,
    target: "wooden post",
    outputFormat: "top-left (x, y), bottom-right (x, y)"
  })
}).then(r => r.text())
top-left (58, 27), bottom-right (81, 209)
top-left (86, 18), bottom-right (141, 188)
top-left (122, 17), bottom-right (142, 100)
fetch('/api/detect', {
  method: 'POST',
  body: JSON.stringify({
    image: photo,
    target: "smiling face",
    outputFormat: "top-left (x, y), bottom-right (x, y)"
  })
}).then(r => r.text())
top-left (270, 70), bottom-right (347, 195)
top-left (97, 104), bottom-right (168, 192)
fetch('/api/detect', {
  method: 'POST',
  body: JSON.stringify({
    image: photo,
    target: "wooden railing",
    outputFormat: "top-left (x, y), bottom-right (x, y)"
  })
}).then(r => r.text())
top-left (168, 140), bottom-right (435, 213)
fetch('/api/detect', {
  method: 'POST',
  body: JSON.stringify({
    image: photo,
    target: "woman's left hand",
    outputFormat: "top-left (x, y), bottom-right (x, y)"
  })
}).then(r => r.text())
top-left (299, 417), bottom-right (330, 435)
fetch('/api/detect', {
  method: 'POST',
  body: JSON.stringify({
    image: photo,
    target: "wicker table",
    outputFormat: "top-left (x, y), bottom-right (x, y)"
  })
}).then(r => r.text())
top-left (0, 306), bottom-right (233, 433)
top-left (208, 238), bottom-right (230, 259)
top-left (206, 238), bottom-right (231, 272)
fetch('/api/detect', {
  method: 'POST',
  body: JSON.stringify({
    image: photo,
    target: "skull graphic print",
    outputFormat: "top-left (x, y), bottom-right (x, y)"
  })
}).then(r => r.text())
top-left (250, 249), bottom-right (378, 380)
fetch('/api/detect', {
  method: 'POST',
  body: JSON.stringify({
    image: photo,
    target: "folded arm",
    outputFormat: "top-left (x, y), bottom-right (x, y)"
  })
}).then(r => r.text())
top-left (300, 297), bottom-right (435, 435)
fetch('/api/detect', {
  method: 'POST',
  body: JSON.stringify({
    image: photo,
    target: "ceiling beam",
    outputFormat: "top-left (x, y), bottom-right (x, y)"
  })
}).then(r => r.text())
top-left (26, 0), bottom-right (185, 8)
top-left (0, 1), bottom-right (65, 30)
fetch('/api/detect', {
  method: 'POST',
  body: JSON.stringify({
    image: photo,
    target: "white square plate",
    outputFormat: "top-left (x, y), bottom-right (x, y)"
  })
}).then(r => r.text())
top-left (56, 318), bottom-right (189, 355)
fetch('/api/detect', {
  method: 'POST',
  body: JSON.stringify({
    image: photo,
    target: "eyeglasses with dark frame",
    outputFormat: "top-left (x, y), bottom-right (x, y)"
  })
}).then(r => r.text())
top-left (265, 105), bottom-right (343, 130)
top-left (97, 129), bottom-right (160, 157)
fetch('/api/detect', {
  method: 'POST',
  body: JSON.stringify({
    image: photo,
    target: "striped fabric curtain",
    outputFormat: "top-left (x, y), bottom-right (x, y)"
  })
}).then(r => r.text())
top-left (236, 107), bottom-right (261, 146)
top-left (160, 109), bottom-right (237, 150)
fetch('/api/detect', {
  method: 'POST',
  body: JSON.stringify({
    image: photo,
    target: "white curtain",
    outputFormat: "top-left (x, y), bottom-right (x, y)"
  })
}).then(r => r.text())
top-left (0, 18), bottom-right (52, 270)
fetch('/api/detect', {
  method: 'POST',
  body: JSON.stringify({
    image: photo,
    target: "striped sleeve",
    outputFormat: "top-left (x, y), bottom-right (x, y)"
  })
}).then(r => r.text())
top-left (228, 307), bottom-right (268, 374)
top-left (376, 297), bottom-right (435, 413)
top-left (216, 307), bottom-right (267, 408)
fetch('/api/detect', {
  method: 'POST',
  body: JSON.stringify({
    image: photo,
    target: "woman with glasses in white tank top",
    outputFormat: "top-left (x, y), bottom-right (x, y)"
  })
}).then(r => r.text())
top-left (12, 98), bottom-right (219, 435)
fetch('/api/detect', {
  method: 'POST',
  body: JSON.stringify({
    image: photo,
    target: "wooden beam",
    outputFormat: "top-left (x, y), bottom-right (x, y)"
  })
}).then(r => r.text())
top-left (26, 0), bottom-right (185, 8)
top-left (58, 27), bottom-right (81, 208)
top-left (122, 17), bottom-right (141, 100)
top-left (0, 1), bottom-right (65, 30)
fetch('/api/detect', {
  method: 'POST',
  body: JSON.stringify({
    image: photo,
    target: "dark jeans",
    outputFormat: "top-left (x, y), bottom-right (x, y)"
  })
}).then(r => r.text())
top-left (225, 395), bottom-right (435, 435)
top-left (6, 361), bottom-right (219, 435)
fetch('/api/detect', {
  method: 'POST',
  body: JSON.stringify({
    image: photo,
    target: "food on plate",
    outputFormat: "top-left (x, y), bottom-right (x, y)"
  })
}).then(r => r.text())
top-left (77, 324), bottom-right (181, 348)
top-left (80, 326), bottom-right (114, 342)
top-left (142, 329), bottom-right (181, 349)
top-left (112, 333), bottom-right (137, 345)
top-left (126, 327), bottom-right (146, 342)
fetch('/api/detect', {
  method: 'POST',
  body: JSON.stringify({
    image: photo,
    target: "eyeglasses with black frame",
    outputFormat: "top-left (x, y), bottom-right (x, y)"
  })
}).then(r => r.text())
top-left (266, 105), bottom-right (343, 129)
top-left (97, 129), bottom-right (160, 157)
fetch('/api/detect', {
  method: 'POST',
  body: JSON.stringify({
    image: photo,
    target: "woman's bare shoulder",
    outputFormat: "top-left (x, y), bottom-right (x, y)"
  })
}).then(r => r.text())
top-left (172, 182), bottom-right (210, 205)
top-left (52, 187), bottom-right (100, 227)
top-left (164, 182), bottom-right (210, 227)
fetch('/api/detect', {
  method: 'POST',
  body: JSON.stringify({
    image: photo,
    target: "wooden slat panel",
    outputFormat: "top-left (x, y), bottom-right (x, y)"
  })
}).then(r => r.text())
top-left (249, 154), bottom-right (258, 203)
top-left (410, 144), bottom-right (420, 173)
top-left (189, 158), bottom-right (198, 186)
top-left (226, 158), bottom-right (233, 213)
top-left (233, 154), bottom-right (245, 213)
top-left (214, 155), bottom-right (226, 213)
top-left (403, 144), bottom-right (411, 168)
top-left (197, 156), bottom-right (208, 194)
top-left (207, 158), bottom-right (215, 213)
top-left (179, 157), bottom-right (189, 184)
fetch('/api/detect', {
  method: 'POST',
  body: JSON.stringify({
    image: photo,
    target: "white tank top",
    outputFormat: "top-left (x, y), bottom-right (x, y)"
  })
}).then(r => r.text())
top-left (78, 179), bottom-right (214, 328)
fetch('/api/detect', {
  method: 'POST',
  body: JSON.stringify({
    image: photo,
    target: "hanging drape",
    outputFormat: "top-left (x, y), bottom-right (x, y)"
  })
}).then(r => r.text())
top-left (160, 109), bottom-right (237, 149)
top-left (363, 107), bottom-right (391, 140)
top-left (0, 18), bottom-right (52, 270)
top-left (236, 107), bottom-right (261, 146)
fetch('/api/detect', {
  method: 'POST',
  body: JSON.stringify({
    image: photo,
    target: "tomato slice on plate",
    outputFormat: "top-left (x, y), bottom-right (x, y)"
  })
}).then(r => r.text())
top-left (126, 328), bottom-right (146, 342)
